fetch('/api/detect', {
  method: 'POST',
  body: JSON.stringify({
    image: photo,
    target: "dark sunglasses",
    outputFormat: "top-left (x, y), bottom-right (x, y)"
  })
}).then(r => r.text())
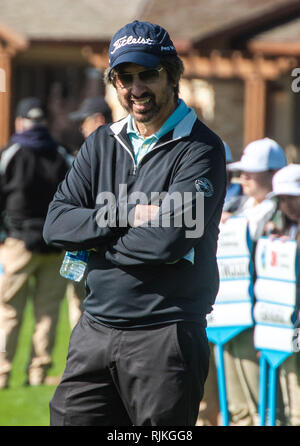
top-left (112, 67), bottom-right (164, 88)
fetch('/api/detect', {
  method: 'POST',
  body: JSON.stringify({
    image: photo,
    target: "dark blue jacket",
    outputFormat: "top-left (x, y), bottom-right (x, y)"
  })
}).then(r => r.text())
top-left (43, 111), bottom-right (226, 327)
top-left (0, 125), bottom-right (70, 252)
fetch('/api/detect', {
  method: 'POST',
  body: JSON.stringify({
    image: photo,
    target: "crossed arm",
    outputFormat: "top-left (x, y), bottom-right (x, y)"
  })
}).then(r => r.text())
top-left (43, 140), bottom-right (226, 265)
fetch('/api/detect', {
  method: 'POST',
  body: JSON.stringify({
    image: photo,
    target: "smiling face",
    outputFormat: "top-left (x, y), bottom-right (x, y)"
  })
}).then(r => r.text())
top-left (240, 170), bottom-right (274, 203)
top-left (278, 195), bottom-right (300, 224)
top-left (80, 113), bottom-right (106, 139)
top-left (114, 63), bottom-right (176, 136)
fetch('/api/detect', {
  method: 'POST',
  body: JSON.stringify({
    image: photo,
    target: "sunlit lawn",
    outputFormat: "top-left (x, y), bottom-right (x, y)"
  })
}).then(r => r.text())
top-left (0, 296), bottom-right (71, 426)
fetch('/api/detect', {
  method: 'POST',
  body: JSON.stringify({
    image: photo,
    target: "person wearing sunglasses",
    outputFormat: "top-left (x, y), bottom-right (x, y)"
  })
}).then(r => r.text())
top-left (43, 20), bottom-right (226, 426)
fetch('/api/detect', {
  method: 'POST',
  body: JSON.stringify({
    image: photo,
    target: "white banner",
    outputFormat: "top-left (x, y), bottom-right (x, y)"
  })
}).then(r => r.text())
top-left (254, 279), bottom-right (296, 306)
top-left (207, 302), bottom-right (253, 327)
top-left (218, 257), bottom-right (251, 281)
top-left (207, 217), bottom-right (253, 328)
top-left (217, 280), bottom-right (251, 302)
top-left (255, 237), bottom-right (298, 282)
top-left (217, 216), bottom-right (250, 257)
top-left (254, 237), bottom-right (298, 352)
top-left (254, 325), bottom-right (297, 353)
top-left (253, 301), bottom-right (296, 327)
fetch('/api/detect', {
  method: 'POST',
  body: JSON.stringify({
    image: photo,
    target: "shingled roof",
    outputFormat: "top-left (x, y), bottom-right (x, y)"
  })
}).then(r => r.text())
top-left (1, 0), bottom-right (300, 46)
top-left (251, 16), bottom-right (300, 43)
top-left (0, 0), bottom-right (145, 41)
top-left (140, 0), bottom-right (297, 41)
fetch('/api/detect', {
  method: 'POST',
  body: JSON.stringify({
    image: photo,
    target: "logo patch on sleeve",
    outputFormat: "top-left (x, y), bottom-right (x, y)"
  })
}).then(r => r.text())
top-left (195, 177), bottom-right (214, 197)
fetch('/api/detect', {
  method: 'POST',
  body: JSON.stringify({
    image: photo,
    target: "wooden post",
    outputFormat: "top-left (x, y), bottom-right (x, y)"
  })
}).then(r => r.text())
top-left (0, 46), bottom-right (12, 147)
top-left (243, 75), bottom-right (266, 147)
top-left (0, 25), bottom-right (27, 148)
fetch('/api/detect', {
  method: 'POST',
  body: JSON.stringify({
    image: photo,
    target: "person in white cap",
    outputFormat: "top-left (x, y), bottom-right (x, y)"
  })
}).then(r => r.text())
top-left (197, 141), bottom-right (244, 426)
top-left (266, 163), bottom-right (300, 426)
top-left (270, 164), bottom-right (300, 238)
top-left (227, 137), bottom-right (287, 240)
top-left (223, 137), bottom-right (287, 425)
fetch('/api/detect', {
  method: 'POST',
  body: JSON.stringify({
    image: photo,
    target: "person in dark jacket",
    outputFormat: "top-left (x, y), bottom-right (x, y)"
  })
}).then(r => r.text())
top-left (66, 96), bottom-right (113, 329)
top-left (69, 96), bottom-right (112, 141)
top-left (43, 21), bottom-right (226, 426)
top-left (0, 97), bottom-right (70, 388)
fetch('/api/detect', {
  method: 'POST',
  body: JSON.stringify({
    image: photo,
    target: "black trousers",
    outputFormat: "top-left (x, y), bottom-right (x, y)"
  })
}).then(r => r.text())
top-left (50, 313), bottom-right (209, 426)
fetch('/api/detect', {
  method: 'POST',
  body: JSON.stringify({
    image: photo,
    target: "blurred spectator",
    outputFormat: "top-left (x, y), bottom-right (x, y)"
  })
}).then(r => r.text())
top-left (224, 142), bottom-right (243, 206)
top-left (223, 138), bottom-right (287, 425)
top-left (221, 141), bottom-right (244, 222)
top-left (0, 97), bottom-right (70, 387)
top-left (196, 345), bottom-right (220, 426)
top-left (66, 96), bottom-right (113, 329)
top-left (266, 164), bottom-right (300, 426)
top-left (197, 141), bottom-right (242, 426)
top-left (227, 138), bottom-right (287, 240)
top-left (69, 96), bottom-right (112, 141)
top-left (285, 144), bottom-right (300, 165)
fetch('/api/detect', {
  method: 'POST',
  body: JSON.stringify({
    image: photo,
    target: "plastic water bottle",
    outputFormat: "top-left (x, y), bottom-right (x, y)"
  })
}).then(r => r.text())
top-left (60, 250), bottom-right (89, 282)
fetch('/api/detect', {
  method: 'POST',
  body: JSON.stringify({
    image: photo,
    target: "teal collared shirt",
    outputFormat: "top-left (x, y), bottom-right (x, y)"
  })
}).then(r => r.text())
top-left (127, 99), bottom-right (191, 165)
top-left (127, 99), bottom-right (195, 265)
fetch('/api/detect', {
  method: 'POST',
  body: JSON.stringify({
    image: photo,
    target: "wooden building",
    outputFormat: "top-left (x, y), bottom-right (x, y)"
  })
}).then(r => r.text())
top-left (0, 24), bottom-right (27, 146)
top-left (1, 0), bottom-right (300, 159)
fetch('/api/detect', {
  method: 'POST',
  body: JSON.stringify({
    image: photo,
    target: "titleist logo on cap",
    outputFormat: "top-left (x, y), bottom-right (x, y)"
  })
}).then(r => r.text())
top-left (108, 21), bottom-right (177, 70)
top-left (111, 36), bottom-right (154, 54)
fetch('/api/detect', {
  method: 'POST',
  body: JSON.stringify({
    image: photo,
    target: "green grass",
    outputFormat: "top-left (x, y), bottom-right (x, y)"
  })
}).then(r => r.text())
top-left (0, 296), bottom-right (71, 426)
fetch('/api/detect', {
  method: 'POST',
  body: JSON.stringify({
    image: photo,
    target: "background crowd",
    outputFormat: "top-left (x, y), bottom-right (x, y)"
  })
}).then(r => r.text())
top-left (197, 138), bottom-right (300, 426)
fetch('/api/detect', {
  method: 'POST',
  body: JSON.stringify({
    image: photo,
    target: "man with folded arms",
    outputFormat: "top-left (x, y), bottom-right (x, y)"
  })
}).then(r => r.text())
top-left (44, 20), bottom-right (226, 426)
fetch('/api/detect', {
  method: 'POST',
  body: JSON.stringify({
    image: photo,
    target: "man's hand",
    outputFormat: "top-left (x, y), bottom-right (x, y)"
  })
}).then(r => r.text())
top-left (133, 204), bottom-right (181, 264)
top-left (133, 204), bottom-right (160, 227)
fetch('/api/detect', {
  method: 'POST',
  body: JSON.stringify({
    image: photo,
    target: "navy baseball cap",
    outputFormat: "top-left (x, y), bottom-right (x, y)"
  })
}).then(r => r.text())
top-left (108, 20), bottom-right (177, 73)
top-left (69, 96), bottom-right (112, 121)
top-left (16, 97), bottom-right (45, 120)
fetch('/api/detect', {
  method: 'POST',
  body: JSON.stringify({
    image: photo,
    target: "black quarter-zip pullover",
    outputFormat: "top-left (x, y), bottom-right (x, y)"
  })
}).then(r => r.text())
top-left (43, 111), bottom-right (226, 327)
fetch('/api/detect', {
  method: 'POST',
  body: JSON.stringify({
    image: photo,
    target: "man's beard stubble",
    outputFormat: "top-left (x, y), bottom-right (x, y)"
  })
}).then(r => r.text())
top-left (117, 85), bottom-right (174, 124)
